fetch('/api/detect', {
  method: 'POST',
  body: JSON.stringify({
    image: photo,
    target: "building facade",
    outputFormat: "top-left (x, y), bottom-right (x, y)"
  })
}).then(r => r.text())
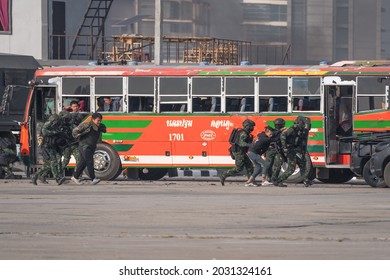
top-left (1, 0), bottom-right (390, 64)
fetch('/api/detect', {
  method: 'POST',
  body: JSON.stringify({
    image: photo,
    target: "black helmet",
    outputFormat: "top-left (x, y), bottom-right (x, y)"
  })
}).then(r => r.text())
top-left (274, 118), bottom-right (285, 129)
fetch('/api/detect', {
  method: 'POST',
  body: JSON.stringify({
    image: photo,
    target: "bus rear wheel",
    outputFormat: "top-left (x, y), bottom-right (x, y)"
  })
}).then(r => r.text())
top-left (363, 161), bottom-right (387, 188)
top-left (84, 143), bottom-right (121, 181)
top-left (138, 168), bottom-right (168, 181)
top-left (382, 162), bottom-right (390, 188)
top-left (284, 152), bottom-right (314, 183)
top-left (317, 168), bottom-right (354, 184)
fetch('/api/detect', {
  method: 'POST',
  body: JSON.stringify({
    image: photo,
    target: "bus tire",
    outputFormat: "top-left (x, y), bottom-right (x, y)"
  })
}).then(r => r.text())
top-left (382, 162), bottom-right (390, 188)
top-left (285, 152), bottom-right (314, 183)
top-left (317, 168), bottom-right (354, 184)
top-left (84, 143), bottom-right (121, 181)
top-left (138, 168), bottom-right (168, 181)
top-left (363, 161), bottom-right (387, 188)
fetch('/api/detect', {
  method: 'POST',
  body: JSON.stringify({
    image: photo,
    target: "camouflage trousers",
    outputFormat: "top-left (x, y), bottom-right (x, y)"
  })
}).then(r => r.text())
top-left (269, 153), bottom-right (284, 182)
top-left (265, 149), bottom-right (284, 181)
top-left (278, 149), bottom-right (309, 182)
top-left (222, 151), bottom-right (253, 179)
top-left (35, 148), bottom-right (62, 180)
top-left (62, 145), bottom-right (81, 174)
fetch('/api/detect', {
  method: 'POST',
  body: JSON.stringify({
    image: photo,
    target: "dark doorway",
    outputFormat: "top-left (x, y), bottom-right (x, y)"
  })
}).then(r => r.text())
top-left (52, 1), bottom-right (66, 59)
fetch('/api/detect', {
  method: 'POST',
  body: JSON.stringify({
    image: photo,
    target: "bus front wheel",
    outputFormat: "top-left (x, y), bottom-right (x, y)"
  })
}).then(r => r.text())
top-left (84, 143), bottom-right (121, 181)
top-left (363, 161), bottom-right (387, 188)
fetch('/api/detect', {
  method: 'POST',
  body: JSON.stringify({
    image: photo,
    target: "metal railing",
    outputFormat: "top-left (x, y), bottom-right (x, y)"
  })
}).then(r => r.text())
top-left (49, 34), bottom-right (289, 65)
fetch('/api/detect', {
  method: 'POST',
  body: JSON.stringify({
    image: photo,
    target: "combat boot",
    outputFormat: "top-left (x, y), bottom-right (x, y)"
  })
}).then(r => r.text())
top-left (219, 174), bottom-right (226, 186)
top-left (39, 176), bottom-right (49, 184)
top-left (31, 174), bottom-right (38, 185)
top-left (303, 179), bottom-right (313, 187)
top-left (56, 177), bottom-right (66, 185)
top-left (273, 180), bottom-right (287, 187)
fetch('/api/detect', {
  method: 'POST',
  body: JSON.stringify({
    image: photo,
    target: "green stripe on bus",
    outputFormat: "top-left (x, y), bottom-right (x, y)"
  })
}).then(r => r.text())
top-left (111, 144), bottom-right (133, 152)
top-left (103, 120), bottom-right (152, 128)
top-left (354, 120), bottom-right (390, 129)
top-left (307, 145), bottom-right (324, 153)
top-left (103, 132), bottom-right (142, 140)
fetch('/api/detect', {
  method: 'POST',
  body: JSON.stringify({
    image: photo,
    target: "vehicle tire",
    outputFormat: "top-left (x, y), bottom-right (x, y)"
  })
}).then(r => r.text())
top-left (363, 161), bottom-right (387, 188)
top-left (317, 168), bottom-right (354, 184)
top-left (285, 152), bottom-right (314, 183)
top-left (382, 162), bottom-right (390, 187)
top-left (84, 143), bottom-right (121, 181)
top-left (110, 164), bottom-right (123, 181)
top-left (138, 168), bottom-right (168, 181)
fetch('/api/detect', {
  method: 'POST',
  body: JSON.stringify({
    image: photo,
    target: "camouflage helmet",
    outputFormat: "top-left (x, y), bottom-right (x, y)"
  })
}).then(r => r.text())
top-left (242, 119), bottom-right (255, 128)
top-left (274, 118), bottom-right (285, 129)
top-left (48, 114), bottom-right (59, 123)
top-left (71, 113), bottom-right (84, 125)
top-left (58, 110), bottom-right (71, 121)
top-left (294, 116), bottom-right (306, 129)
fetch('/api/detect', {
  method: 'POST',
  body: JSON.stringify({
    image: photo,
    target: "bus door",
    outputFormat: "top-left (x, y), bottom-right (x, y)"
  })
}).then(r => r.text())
top-left (28, 85), bottom-right (57, 166)
top-left (323, 77), bottom-right (355, 165)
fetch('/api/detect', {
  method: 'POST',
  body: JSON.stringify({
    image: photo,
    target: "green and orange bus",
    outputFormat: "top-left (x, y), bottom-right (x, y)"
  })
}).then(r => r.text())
top-left (19, 60), bottom-right (390, 184)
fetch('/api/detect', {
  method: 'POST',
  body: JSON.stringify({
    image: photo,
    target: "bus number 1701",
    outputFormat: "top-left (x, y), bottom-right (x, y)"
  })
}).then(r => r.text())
top-left (169, 133), bottom-right (184, 141)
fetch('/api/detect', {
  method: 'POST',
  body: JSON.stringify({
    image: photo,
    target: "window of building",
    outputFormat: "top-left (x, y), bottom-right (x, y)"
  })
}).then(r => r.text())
top-left (0, 0), bottom-right (10, 33)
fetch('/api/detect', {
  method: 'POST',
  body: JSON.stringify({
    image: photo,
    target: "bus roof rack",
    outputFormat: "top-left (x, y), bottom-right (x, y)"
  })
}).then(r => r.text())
top-left (331, 60), bottom-right (390, 67)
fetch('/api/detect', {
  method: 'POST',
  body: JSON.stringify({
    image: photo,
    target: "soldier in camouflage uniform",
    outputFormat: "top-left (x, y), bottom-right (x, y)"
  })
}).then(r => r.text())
top-left (59, 111), bottom-right (82, 175)
top-left (266, 118), bottom-right (287, 183)
top-left (0, 134), bottom-right (21, 179)
top-left (32, 114), bottom-right (66, 185)
top-left (220, 119), bottom-right (255, 186)
top-left (274, 117), bottom-right (313, 187)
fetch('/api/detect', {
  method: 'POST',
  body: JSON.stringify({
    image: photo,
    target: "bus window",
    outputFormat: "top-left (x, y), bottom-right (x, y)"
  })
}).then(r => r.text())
top-left (128, 96), bottom-right (154, 112)
top-left (226, 97), bottom-right (254, 112)
top-left (128, 77), bottom-right (155, 112)
top-left (62, 77), bottom-right (90, 95)
top-left (95, 77), bottom-right (123, 112)
top-left (259, 77), bottom-right (288, 112)
top-left (159, 77), bottom-right (188, 112)
top-left (192, 77), bottom-right (221, 112)
top-left (356, 76), bottom-right (388, 112)
top-left (292, 77), bottom-right (321, 111)
top-left (292, 96), bottom-right (321, 111)
top-left (357, 96), bottom-right (387, 111)
top-left (97, 96), bottom-right (122, 112)
top-left (225, 77), bottom-right (254, 112)
top-left (62, 97), bottom-right (89, 112)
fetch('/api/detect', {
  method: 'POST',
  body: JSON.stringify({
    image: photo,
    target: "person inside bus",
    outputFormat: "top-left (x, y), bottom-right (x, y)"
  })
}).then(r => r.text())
top-left (298, 97), bottom-right (310, 111)
top-left (64, 100), bottom-right (80, 113)
top-left (98, 97), bottom-right (120, 112)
